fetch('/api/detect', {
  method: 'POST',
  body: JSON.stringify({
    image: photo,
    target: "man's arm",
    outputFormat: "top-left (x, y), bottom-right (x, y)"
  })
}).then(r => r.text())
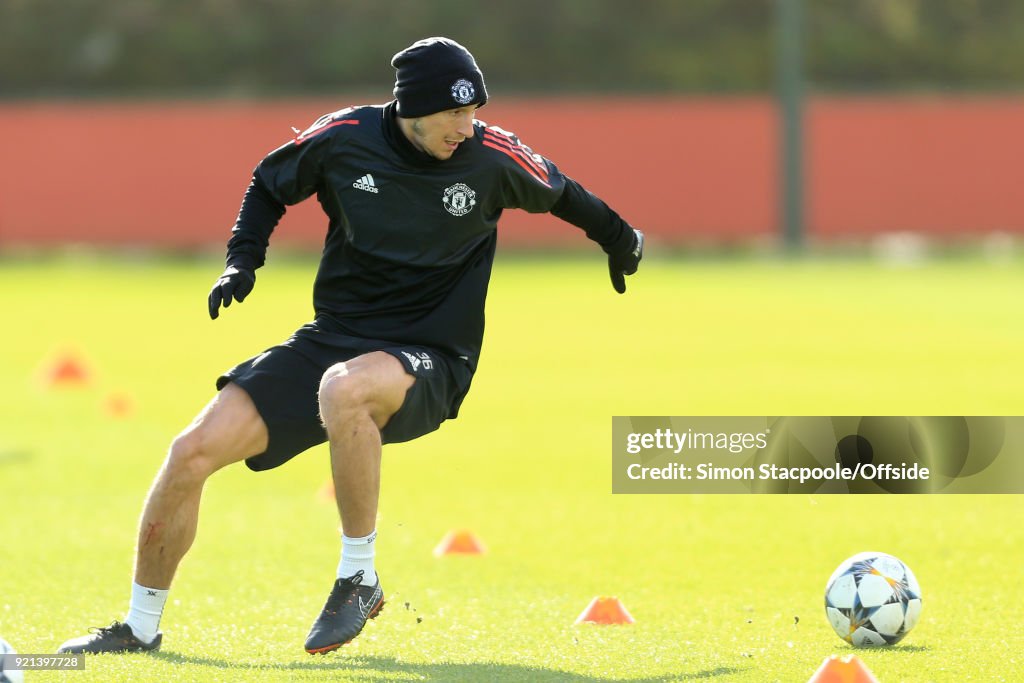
top-left (208, 174), bottom-right (286, 319)
top-left (480, 123), bottom-right (643, 292)
top-left (208, 113), bottom-right (336, 319)
top-left (550, 175), bottom-right (644, 294)
top-left (226, 173), bottom-right (286, 271)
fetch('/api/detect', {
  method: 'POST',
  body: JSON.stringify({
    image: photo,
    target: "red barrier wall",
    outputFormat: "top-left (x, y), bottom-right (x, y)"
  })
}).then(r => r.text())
top-left (808, 97), bottom-right (1024, 237)
top-left (1, 96), bottom-right (1022, 248)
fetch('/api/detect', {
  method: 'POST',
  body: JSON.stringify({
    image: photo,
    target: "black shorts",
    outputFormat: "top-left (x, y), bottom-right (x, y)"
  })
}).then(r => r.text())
top-left (217, 318), bottom-right (473, 472)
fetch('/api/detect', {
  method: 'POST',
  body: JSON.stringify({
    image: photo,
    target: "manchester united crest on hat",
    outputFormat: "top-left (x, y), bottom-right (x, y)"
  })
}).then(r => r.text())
top-left (451, 79), bottom-right (476, 105)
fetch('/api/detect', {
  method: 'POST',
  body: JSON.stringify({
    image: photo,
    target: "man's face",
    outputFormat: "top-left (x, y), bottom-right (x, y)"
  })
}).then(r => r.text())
top-left (403, 105), bottom-right (478, 160)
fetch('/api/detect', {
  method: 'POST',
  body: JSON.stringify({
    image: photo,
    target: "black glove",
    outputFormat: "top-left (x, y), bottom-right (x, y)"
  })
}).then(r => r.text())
top-left (208, 265), bottom-right (256, 319)
top-left (607, 228), bottom-right (644, 294)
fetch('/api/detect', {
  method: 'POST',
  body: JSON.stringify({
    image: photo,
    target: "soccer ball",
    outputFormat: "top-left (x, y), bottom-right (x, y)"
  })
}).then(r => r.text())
top-left (0, 636), bottom-right (24, 683)
top-left (824, 551), bottom-right (923, 646)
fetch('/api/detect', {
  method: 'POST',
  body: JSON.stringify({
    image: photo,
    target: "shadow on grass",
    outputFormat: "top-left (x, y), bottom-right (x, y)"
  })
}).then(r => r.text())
top-left (152, 652), bottom-right (747, 681)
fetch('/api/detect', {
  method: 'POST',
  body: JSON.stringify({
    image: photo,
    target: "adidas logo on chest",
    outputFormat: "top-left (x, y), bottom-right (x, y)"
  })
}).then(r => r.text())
top-left (352, 174), bottom-right (379, 193)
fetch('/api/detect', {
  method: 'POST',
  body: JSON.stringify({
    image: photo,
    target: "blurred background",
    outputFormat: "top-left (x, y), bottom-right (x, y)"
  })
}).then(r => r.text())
top-left (2, 0), bottom-right (1023, 253)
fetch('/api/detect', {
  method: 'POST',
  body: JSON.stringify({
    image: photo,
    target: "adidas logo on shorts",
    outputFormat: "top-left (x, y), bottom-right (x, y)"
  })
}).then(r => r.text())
top-left (401, 351), bottom-right (433, 371)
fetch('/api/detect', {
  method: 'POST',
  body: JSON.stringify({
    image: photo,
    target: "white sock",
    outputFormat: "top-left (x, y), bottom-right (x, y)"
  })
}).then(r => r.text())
top-left (337, 530), bottom-right (377, 586)
top-left (125, 582), bottom-right (168, 644)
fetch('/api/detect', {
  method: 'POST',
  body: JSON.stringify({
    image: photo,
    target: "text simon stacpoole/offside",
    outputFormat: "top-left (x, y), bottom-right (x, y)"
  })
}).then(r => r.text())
top-left (622, 427), bottom-right (929, 485)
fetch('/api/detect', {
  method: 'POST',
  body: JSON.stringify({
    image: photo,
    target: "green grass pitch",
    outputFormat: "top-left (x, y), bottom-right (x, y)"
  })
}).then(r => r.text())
top-left (1, 253), bottom-right (1022, 682)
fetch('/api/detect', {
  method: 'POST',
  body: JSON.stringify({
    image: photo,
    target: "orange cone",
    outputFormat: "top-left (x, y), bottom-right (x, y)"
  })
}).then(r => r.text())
top-left (807, 654), bottom-right (880, 683)
top-left (433, 529), bottom-right (486, 557)
top-left (44, 353), bottom-right (91, 388)
top-left (316, 480), bottom-right (335, 503)
top-left (103, 391), bottom-right (134, 418)
top-left (574, 596), bottom-right (635, 625)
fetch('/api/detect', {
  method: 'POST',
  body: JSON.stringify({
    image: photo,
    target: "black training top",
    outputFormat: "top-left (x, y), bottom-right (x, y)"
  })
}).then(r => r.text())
top-left (225, 101), bottom-right (633, 374)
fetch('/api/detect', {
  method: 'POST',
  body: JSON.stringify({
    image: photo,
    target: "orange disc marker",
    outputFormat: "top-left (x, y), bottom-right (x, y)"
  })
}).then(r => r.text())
top-left (103, 391), bottom-right (135, 418)
top-left (433, 529), bottom-right (486, 556)
top-left (316, 480), bottom-right (335, 503)
top-left (807, 654), bottom-right (880, 683)
top-left (44, 353), bottom-right (91, 388)
top-left (574, 596), bottom-right (635, 625)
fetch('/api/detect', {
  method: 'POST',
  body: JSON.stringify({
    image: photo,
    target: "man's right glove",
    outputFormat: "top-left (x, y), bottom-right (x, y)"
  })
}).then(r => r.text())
top-left (607, 228), bottom-right (644, 294)
top-left (208, 265), bottom-right (256, 319)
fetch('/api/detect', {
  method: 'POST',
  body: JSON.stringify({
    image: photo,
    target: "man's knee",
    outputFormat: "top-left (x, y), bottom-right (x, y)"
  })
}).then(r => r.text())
top-left (164, 383), bottom-right (268, 482)
top-left (165, 428), bottom-right (220, 483)
top-left (319, 362), bottom-right (375, 421)
top-left (318, 352), bottom-right (412, 430)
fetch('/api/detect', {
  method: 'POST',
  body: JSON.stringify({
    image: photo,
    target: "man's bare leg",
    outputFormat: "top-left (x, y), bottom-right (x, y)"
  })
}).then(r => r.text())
top-left (304, 351), bottom-right (413, 654)
top-left (58, 382), bottom-right (268, 654)
top-left (320, 352), bottom-right (412, 539)
top-left (135, 382), bottom-right (269, 588)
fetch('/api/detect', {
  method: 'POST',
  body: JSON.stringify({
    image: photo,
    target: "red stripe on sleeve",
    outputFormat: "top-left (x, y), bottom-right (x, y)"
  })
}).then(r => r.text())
top-left (482, 130), bottom-right (549, 181)
top-left (482, 140), bottom-right (552, 188)
top-left (293, 119), bottom-right (358, 145)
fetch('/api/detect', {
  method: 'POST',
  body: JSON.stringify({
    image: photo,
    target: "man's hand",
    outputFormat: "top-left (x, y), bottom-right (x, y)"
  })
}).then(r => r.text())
top-left (208, 265), bottom-right (256, 319)
top-left (608, 228), bottom-right (644, 294)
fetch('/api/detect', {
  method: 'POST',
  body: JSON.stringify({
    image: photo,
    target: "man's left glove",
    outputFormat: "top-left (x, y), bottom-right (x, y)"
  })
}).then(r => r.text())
top-left (607, 228), bottom-right (644, 294)
top-left (208, 265), bottom-right (256, 319)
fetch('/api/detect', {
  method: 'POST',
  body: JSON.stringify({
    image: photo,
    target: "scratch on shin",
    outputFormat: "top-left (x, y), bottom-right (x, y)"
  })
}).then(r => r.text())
top-left (143, 521), bottom-right (163, 546)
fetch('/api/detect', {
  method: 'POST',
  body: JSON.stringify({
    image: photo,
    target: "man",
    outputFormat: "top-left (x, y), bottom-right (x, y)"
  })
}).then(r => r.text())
top-left (58, 36), bottom-right (642, 656)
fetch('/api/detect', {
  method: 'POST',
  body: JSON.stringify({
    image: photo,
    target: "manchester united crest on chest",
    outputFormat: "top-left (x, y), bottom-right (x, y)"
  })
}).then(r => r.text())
top-left (442, 183), bottom-right (477, 216)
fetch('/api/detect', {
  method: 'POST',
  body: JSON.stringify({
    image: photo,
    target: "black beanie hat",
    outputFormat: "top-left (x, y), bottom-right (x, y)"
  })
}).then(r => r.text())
top-left (392, 37), bottom-right (488, 118)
